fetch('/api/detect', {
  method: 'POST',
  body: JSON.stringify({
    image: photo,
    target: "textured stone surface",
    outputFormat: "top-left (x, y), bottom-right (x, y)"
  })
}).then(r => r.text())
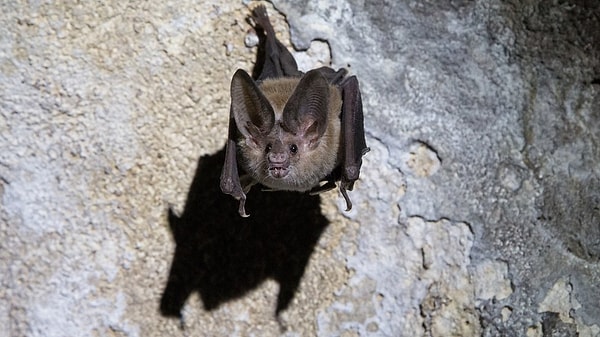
top-left (1, 0), bottom-right (599, 336)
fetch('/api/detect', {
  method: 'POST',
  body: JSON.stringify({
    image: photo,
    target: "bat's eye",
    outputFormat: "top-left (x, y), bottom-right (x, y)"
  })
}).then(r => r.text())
top-left (289, 144), bottom-right (298, 154)
top-left (265, 143), bottom-right (272, 153)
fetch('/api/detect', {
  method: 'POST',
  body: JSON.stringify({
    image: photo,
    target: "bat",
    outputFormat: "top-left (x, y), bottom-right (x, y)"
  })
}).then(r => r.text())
top-left (220, 5), bottom-right (369, 217)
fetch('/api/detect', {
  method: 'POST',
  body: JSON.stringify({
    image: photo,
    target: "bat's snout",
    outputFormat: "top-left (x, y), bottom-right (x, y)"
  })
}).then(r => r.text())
top-left (268, 151), bottom-right (288, 163)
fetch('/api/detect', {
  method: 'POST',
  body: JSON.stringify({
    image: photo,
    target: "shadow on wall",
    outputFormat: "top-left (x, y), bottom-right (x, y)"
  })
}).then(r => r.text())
top-left (159, 149), bottom-right (329, 318)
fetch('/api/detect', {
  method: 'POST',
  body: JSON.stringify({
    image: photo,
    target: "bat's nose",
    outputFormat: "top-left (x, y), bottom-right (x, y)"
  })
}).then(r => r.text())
top-left (268, 152), bottom-right (287, 164)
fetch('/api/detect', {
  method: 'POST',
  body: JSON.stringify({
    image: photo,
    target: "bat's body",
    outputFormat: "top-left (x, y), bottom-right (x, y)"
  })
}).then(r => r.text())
top-left (220, 5), bottom-right (368, 217)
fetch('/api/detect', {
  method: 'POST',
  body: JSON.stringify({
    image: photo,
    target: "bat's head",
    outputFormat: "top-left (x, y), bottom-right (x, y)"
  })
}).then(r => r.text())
top-left (230, 69), bottom-right (341, 191)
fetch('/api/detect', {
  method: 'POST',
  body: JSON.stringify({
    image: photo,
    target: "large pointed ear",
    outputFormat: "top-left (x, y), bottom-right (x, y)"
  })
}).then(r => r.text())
top-left (230, 69), bottom-right (275, 143)
top-left (282, 69), bottom-right (330, 148)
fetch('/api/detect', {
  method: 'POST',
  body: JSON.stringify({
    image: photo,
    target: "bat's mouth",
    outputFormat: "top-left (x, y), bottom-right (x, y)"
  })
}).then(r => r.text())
top-left (269, 166), bottom-right (289, 178)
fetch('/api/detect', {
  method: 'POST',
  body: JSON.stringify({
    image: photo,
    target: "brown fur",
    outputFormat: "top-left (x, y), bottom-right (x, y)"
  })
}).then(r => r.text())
top-left (237, 77), bottom-right (343, 192)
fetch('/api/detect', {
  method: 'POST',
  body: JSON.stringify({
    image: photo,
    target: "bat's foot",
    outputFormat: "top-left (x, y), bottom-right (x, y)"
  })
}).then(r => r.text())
top-left (309, 181), bottom-right (337, 195)
top-left (251, 5), bottom-right (270, 28)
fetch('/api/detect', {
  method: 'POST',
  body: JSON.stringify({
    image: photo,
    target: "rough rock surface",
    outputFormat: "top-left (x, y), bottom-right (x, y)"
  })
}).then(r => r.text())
top-left (1, 0), bottom-right (598, 336)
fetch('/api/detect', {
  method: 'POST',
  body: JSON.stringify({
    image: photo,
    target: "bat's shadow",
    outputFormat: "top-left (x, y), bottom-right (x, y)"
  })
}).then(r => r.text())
top-left (159, 148), bottom-right (329, 318)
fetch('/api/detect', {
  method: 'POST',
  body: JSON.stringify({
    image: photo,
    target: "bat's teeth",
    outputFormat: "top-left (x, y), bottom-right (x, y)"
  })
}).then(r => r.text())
top-left (269, 166), bottom-right (288, 178)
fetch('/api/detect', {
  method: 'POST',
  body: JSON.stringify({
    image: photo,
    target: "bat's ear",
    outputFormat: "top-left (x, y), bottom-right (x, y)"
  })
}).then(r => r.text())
top-left (230, 69), bottom-right (275, 144)
top-left (282, 70), bottom-right (329, 148)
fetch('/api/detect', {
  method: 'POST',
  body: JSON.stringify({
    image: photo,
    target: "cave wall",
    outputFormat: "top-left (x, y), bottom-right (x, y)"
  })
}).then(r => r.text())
top-left (1, 0), bottom-right (599, 336)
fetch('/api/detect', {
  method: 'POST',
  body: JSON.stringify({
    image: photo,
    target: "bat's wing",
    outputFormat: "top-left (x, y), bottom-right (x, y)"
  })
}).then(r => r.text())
top-left (306, 69), bottom-right (368, 210)
top-left (252, 5), bottom-right (302, 80)
top-left (308, 73), bottom-right (368, 210)
top-left (220, 106), bottom-right (249, 217)
top-left (338, 75), bottom-right (369, 210)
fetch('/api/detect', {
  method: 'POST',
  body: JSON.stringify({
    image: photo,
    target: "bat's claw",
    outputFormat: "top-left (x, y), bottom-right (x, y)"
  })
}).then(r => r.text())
top-left (339, 185), bottom-right (353, 211)
top-left (238, 199), bottom-right (250, 218)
